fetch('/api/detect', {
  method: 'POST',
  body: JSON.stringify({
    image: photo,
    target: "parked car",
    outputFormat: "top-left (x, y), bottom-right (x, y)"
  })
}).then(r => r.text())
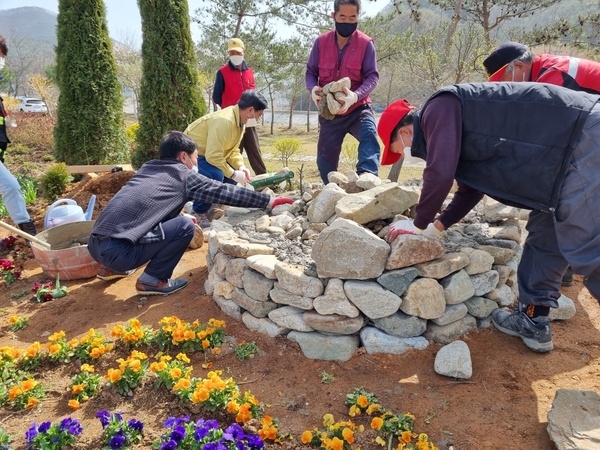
top-left (18, 98), bottom-right (48, 113)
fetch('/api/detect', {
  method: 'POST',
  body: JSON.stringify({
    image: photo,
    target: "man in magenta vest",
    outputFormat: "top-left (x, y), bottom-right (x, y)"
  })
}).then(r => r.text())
top-left (212, 38), bottom-right (267, 176)
top-left (483, 42), bottom-right (600, 288)
top-left (305, 0), bottom-right (380, 184)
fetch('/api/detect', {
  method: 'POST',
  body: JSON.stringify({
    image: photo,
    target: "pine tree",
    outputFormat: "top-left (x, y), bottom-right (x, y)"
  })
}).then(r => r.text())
top-left (54, 0), bottom-right (129, 165)
top-left (134, 0), bottom-right (206, 166)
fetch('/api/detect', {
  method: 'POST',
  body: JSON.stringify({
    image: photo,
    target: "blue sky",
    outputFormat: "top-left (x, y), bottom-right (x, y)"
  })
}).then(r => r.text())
top-left (3, 0), bottom-right (386, 46)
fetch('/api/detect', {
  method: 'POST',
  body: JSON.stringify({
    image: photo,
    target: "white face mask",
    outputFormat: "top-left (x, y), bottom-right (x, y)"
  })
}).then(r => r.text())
top-left (230, 55), bottom-right (244, 66)
top-left (191, 165), bottom-right (198, 173)
top-left (400, 134), bottom-right (412, 156)
top-left (0, 57), bottom-right (5, 70)
top-left (246, 112), bottom-right (257, 128)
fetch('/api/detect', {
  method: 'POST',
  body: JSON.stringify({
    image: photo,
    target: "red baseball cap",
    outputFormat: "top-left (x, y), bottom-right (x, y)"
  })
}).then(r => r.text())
top-left (377, 99), bottom-right (416, 166)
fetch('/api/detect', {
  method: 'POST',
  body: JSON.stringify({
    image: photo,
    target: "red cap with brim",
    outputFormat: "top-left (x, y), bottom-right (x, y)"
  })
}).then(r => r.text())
top-left (377, 99), bottom-right (416, 166)
top-left (488, 64), bottom-right (508, 82)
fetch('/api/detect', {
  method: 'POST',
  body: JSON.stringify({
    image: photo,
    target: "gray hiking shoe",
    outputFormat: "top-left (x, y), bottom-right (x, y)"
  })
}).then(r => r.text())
top-left (491, 309), bottom-right (553, 352)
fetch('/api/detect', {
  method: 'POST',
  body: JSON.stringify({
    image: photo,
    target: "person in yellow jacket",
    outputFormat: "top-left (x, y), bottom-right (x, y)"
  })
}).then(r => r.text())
top-left (184, 89), bottom-right (267, 227)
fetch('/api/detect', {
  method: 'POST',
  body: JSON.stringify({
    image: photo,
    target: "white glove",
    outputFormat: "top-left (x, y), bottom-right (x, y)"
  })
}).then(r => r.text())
top-left (311, 86), bottom-right (323, 107)
top-left (387, 220), bottom-right (442, 243)
top-left (240, 166), bottom-right (252, 181)
top-left (231, 170), bottom-right (248, 185)
top-left (337, 87), bottom-right (358, 114)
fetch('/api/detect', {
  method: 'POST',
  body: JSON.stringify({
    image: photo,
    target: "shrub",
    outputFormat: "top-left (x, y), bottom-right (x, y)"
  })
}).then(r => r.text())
top-left (39, 163), bottom-right (71, 201)
top-left (134, 0), bottom-right (206, 166)
top-left (274, 137), bottom-right (301, 168)
top-left (54, 0), bottom-right (129, 165)
top-left (126, 122), bottom-right (139, 142)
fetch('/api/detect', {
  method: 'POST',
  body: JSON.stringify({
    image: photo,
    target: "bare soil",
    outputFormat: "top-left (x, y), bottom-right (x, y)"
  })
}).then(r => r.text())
top-left (1, 172), bottom-right (599, 449)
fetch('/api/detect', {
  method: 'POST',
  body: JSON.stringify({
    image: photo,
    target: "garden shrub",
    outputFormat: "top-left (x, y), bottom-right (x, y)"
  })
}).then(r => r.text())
top-left (133, 0), bottom-right (206, 167)
top-left (39, 163), bottom-right (72, 201)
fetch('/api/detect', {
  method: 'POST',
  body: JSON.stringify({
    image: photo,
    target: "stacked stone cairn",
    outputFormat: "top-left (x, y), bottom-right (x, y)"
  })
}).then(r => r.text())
top-left (204, 171), bottom-right (575, 362)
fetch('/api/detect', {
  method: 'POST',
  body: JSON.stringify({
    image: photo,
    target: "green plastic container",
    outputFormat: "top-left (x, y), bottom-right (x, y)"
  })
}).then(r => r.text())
top-left (248, 171), bottom-right (294, 189)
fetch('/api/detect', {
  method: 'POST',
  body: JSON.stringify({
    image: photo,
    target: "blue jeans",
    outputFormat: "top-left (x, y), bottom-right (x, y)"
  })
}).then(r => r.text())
top-left (0, 154), bottom-right (31, 224)
top-left (88, 215), bottom-right (195, 280)
top-left (316, 105), bottom-right (380, 184)
top-left (192, 156), bottom-right (237, 213)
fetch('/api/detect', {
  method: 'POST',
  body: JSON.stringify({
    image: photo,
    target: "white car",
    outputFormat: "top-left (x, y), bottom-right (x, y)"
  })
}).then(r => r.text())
top-left (19, 98), bottom-right (48, 113)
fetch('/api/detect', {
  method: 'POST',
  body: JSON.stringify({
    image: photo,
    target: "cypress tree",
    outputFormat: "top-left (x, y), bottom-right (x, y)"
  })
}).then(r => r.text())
top-left (134, 0), bottom-right (206, 166)
top-left (54, 0), bottom-right (129, 165)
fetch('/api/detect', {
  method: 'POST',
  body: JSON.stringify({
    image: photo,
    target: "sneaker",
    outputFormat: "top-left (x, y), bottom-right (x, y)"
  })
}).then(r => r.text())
top-left (17, 220), bottom-right (37, 236)
top-left (135, 277), bottom-right (188, 296)
top-left (561, 266), bottom-right (574, 287)
top-left (491, 309), bottom-right (553, 352)
top-left (97, 265), bottom-right (136, 280)
top-left (192, 212), bottom-right (212, 228)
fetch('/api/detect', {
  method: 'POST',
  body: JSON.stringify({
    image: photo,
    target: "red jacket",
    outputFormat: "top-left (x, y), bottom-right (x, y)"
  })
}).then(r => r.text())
top-left (316, 30), bottom-right (372, 114)
top-left (531, 54), bottom-right (600, 94)
top-left (216, 62), bottom-right (256, 108)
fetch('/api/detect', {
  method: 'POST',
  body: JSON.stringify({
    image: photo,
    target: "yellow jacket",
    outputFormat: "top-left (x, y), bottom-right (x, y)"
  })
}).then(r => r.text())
top-left (184, 105), bottom-right (245, 178)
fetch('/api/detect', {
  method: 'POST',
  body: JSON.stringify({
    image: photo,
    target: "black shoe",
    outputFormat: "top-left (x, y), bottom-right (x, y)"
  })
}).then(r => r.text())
top-left (561, 266), bottom-right (574, 287)
top-left (491, 310), bottom-right (553, 352)
top-left (17, 220), bottom-right (37, 236)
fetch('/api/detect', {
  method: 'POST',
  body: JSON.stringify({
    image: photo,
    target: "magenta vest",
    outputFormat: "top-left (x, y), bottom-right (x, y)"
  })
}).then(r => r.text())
top-left (316, 29), bottom-right (371, 114)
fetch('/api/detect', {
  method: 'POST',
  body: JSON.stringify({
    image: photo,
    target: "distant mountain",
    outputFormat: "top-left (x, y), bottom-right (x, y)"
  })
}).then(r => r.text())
top-left (0, 6), bottom-right (57, 48)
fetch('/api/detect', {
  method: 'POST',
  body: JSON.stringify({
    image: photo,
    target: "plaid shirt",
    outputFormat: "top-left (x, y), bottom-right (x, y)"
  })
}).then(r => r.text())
top-left (93, 159), bottom-right (270, 243)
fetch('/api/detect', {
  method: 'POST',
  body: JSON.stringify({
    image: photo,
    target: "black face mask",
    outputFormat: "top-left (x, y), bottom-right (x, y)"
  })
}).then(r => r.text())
top-left (335, 21), bottom-right (357, 38)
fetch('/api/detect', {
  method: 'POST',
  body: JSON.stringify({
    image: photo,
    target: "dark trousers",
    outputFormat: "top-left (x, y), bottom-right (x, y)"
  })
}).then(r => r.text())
top-left (88, 216), bottom-right (195, 281)
top-left (518, 104), bottom-right (600, 306)
top-left (192, 156), bottom-right (237, 214)
top-left (240, 126), bottom-right (266, 175)
top-left (316, 105), bottom-right (379, 184)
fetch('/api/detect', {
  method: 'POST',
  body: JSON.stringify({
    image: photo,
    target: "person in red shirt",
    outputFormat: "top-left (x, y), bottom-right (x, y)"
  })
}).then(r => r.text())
top-left (483, 42), bottom-right (600, 287)
top-left (212, 38), bottom-right (266, 176)
top-left (484, 42), bottom-right (600, 95)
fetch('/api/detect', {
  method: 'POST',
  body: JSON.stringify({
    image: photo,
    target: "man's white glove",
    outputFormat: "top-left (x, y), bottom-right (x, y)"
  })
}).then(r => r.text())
top-left (311, 86), bottom-right (323, 107)
top-left (231, 170), bottom-right (249, 185)
top-left (386, 219), bottom-right (442, 243)
top-left (240, 166), bottom-right (252, 181)
top-left (337, 87), bottom-right (358, 114)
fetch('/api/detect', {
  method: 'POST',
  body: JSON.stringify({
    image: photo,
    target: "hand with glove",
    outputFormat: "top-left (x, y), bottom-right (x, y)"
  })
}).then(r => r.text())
top-left (231, 170), bottom-right (249, 185)
top-left (240, 166), bottom-right (252, 181)
top-left (269, 197), bottom-right (295, 209)
top-left (386, 219), bottom-right (443, 243)
top-left (311, 86), bottom-right (323, 107)
top-left (337, 86), bottom-right (358, 114)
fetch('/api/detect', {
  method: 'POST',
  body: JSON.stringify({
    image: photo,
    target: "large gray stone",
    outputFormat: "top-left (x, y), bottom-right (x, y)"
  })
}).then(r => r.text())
top-left (377, 267), bottom-right (419, 297)
top-left (434, 340), bottom-right (472, 379)
top-left (547, 389), bottom-right (600, 450)
top-left (287, 331), bottom-right (360, 361)
top-left (360, 327), bottom-right (429, 355)
top-left (344, 280), bottom-right (402, 319)
top-left (313, 218), bottom-right (390, 279)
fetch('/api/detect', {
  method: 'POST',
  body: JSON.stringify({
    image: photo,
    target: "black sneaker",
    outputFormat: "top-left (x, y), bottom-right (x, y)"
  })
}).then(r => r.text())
top-left (18, 220), bottom-right (37, 236)
top-left (491, 309), bottom-right (553, 352)
top-left (561, 266), bottom-right (574, 287)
